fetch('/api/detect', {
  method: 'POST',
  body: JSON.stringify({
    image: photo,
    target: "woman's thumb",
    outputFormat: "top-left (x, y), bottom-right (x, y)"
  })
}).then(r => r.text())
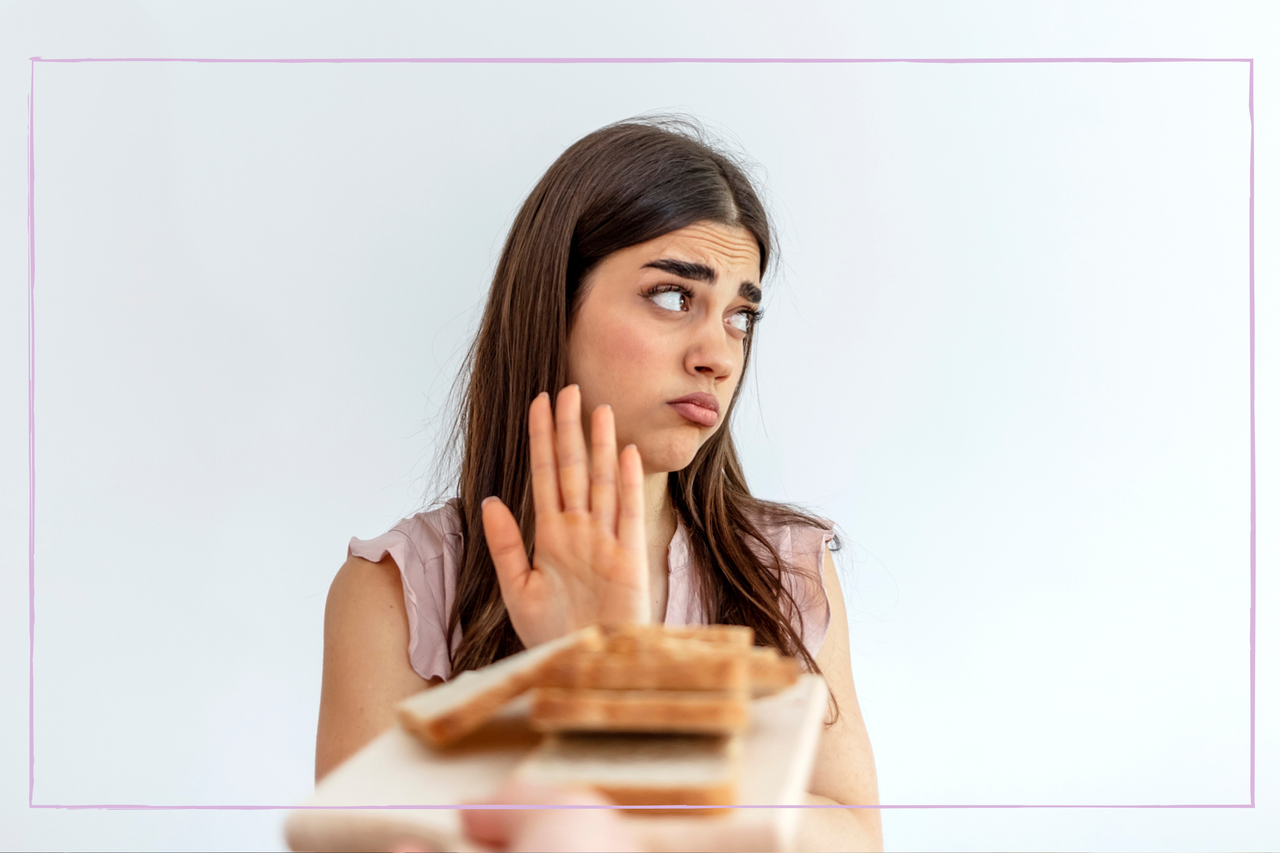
top-left (481, 496), bottom-right (531, 593)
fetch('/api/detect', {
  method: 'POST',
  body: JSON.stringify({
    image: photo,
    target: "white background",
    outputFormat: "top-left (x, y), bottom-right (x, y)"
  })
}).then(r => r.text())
top-left (1, 2), bottom-right (1276, 851)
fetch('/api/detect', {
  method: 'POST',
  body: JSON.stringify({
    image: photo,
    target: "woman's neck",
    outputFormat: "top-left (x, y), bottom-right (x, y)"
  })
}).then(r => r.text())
top-left (643, 470), bottom-right (677, 557)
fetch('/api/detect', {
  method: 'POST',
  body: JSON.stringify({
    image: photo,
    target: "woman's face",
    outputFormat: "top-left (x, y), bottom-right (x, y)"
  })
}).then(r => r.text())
top-left (566, 220), bottom-right (763, 475)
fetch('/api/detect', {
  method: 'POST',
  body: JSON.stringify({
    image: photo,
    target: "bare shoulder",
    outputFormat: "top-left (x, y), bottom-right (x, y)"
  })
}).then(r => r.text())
top-left (326, 554), bottom-right (405, 616)
top-left (814, 543), bottom-right (851, 681)
top-left (316, 555), bottom-right (432, 781)
top-left (322, 554), bottom-right (424, 665)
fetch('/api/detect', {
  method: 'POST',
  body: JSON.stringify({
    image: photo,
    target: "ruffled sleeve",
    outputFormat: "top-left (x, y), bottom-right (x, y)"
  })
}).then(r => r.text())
top-left (347, 503), bottom-right (464, 682)
top-left (776, 518), bottom-right (836, 664)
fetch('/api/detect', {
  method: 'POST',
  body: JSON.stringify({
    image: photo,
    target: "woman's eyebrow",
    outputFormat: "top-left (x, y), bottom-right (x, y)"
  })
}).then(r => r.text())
top-left (641, 258), bottom-right (762, 304)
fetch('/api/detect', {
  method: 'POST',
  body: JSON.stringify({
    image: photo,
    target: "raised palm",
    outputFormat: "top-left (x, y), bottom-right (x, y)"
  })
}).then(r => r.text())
top-left (480, 384), bottom-right (651, 648)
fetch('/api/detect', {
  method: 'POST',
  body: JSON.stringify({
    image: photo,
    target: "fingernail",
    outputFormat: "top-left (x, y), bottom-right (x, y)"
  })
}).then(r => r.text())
top-left (482, 496), bottom-right (496, 507)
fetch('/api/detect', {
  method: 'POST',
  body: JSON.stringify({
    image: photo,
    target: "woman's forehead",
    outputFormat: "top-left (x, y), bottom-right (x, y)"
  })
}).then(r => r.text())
top-left (639, 222), bottom-right (760, 271)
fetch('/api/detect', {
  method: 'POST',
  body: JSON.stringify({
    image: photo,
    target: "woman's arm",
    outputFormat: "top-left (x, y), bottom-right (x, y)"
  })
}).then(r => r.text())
top-left (314, 555), bottom-right (435, 783)
top-left (794, 542), bottom-right (884, 852)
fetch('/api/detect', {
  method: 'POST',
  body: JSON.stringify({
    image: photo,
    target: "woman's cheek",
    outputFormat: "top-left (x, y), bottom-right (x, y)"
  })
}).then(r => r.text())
top-left (604, 318), bottom-right (658, 365)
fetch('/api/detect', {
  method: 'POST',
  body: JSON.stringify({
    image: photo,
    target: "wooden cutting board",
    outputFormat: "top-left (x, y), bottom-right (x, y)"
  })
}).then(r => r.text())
top-left (284, 674), bottom-right (829, 853)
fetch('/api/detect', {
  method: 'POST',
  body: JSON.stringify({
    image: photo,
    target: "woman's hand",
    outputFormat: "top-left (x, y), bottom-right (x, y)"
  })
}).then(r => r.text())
top-left (457, 779), bottom-right (644, 853)
top-left (481, 384), bottom-right (651, 648)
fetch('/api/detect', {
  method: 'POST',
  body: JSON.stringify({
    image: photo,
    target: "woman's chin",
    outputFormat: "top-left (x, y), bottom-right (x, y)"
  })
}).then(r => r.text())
top-left (639, 439), bottom-right (705, 476)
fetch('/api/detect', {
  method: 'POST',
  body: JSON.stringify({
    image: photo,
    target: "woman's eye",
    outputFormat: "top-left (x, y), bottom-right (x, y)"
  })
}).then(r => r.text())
top-left (728, 312), bottom-right (751, 333)
top-left (650, 290), bottom-right (686, 312)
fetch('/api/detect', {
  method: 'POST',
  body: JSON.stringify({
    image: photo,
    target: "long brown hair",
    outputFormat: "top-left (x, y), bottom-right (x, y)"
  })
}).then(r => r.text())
top-left (426, 116), bottom-right (843, 719)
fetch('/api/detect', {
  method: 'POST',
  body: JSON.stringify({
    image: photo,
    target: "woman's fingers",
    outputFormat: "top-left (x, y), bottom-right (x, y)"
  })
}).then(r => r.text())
top-left (615, 444), bottom-right (646, 559)
top-left (481, 496), bottom-right (532, 595)
top-left (589, 404), bottom-right (619, 536)
top-left (528, 392), bottom-right (561, 515)
top-left (554, 385), bottom-right (590, 516)
top-left (460, 780), bottom-right (634, 853)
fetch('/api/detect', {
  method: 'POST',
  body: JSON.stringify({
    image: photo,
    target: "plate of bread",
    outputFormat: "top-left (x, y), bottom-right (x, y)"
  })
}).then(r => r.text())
top-left (285, 623), bottom-right (830, 852)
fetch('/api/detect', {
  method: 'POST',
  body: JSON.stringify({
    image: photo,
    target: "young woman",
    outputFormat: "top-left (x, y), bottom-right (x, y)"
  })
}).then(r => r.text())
top-left (315, 117), bottom-right (882, 851)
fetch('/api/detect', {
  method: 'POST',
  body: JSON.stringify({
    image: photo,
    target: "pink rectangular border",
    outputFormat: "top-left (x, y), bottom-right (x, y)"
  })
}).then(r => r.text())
top-left (26, 56), bottom-right (1256, 812)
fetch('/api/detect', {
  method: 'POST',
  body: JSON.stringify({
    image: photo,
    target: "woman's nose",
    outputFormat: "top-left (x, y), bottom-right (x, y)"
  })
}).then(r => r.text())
top-left (684, 317), bottom-right (737, 379)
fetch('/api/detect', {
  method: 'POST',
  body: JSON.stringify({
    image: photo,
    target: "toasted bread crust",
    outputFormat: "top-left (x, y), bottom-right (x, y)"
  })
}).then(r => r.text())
top-left (395, 626), bottom-right (604, 747)
top-left (515, 731), bottom-right (742, 815)
top-left (396, 624), bottom-right (799, 750)
top-left (529, 687), bottom-right (749, 734)
top-left (748, 647), bottom-right (802, 697)
top-left (602, 623), bottom-right (754, 652)
top-left (396, 687), bottom-right (515, 746)
top-left (540, 647), bottom-right (750, 691)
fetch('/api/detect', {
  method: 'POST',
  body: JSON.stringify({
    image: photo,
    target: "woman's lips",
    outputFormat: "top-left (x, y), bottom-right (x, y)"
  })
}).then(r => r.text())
top-left (669, 401), bottom-right (718, 427)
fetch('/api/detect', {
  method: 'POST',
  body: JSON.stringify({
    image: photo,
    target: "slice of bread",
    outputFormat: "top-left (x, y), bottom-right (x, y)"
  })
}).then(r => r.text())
top-left (545, 624), bottom-right (799, 696)
top-left (395, 626), bottom-right (604, 747)
top-left (395, 623), bottom-right (800, 748)
top-left (748, 647), bottom-right (803, 697)
top-left (528, 686), bottom-right (749, 734)
top-left (601, 623), bottom-right (754, 653)
top-left (538, 644), bottom-right (750, 692)
top-left (513, 731), bottom-right (742, 816)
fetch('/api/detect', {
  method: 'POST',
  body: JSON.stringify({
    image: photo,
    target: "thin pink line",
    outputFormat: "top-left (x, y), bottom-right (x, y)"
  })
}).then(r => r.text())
top-left (1247, 57), bottom-right (1256, 810)
top-left (27, 803), bottom-right (1258, 810)
top-left (27, 56), bottom-right (36, 810)
top-left (25, 54), bottom-right (1256, 815)
top-left (28, 56), bottom-right (1253, 65)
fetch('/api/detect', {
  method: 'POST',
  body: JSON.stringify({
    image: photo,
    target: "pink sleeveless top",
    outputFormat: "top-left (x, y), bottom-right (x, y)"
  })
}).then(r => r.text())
top-left (347, 501), bottom-right (835, 682)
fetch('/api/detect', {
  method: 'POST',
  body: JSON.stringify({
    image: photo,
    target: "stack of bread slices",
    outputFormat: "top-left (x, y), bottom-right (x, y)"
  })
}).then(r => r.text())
top-left (394, 623), bottom-right (801, 814)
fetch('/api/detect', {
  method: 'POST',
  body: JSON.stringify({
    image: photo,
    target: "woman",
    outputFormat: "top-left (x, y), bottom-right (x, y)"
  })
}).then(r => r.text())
top-left (315, 116), bottom-right (882, 851)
